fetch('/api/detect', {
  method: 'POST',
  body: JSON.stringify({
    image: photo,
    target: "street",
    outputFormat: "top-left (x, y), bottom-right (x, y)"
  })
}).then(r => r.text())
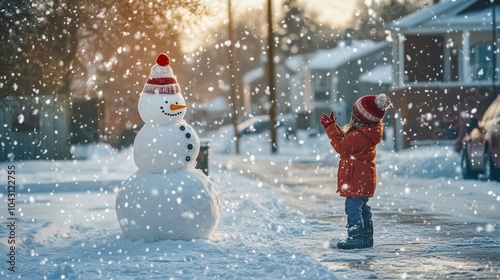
top-left (222, 155), bottom-right (500, 279)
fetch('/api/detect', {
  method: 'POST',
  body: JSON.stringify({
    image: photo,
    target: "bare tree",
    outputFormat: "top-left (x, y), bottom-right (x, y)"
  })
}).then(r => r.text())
top-left (92, 0), bottom-right (209, 145)
top-left (276, 0), bottom-right (321, 56)
top-left (1, 1), bottom-right (45, 99)
top-left (1, 0), bottom-right (208, 101)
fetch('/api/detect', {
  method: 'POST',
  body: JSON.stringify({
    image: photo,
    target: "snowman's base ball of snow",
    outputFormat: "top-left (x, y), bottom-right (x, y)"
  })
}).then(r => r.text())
top-left (115, 169), bottom-right (221, 241)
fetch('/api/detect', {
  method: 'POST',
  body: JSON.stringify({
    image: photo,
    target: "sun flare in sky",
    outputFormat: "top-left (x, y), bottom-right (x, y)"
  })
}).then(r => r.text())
top-left (227, 0), bottom-right (357, 26)
top-left (182, 0), bottom-right (358, 52)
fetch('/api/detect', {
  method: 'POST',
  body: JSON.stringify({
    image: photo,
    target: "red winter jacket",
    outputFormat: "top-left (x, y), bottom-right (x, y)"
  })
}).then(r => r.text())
top-left (325, 122), bottom-right (384, 198)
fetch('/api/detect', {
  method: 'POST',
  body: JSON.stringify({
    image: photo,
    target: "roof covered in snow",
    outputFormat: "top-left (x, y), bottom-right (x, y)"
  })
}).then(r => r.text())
top-left (386, 0), bottom-right (500, 32)
top-left (197, 96), bottom-right (230, 112)
top-left (243, 67), bottom-right (264, 84)
top-left (359, 64), bottom-right (393, 85)
top-left (243, 53), bottom-right (310, 84)
top-left (309, 40), bottom-right (389, 71)
top-left (283, 53), bottom-right (310, 73)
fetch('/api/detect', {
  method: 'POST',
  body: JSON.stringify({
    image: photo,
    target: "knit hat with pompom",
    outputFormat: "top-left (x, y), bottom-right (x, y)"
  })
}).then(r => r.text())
top-left (353, 94), bottom-right (392, 125)
top-left (142, 53), bottom-right (180, 94)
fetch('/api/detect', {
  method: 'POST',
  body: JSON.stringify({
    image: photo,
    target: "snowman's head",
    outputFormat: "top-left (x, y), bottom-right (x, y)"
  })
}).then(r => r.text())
top-left (138, 53), bottom-right (188, 125)
top-left (138, 92), bottom-right (186, 125)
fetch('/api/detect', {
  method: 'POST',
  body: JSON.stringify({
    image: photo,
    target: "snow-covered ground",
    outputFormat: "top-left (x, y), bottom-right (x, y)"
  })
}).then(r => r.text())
top-left (1, 127), bottom-right (499, 279)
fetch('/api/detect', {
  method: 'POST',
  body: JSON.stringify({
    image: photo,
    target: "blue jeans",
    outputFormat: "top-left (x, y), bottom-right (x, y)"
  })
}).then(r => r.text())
top-left (345, 197), bottom-right (372, 226)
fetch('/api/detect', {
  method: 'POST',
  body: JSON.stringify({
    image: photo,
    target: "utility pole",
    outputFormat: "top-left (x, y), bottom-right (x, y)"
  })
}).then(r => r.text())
top-left (228, 0), bottom-right (240, 154)
top-left (267, 0), bottom-right (278, 153)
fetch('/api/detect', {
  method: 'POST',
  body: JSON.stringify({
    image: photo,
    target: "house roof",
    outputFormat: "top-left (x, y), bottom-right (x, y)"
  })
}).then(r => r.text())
top-left (243, 53), bottom-right (310, 84)
top-left (242, 67), bottom-right (264, 84)
top-left (309, 40), bottom-right (389, 70)
top-left (197, 96), bottom-right (229, 112)
top-left (359, 64), bottom-right (392, 85)
top-left (386, 0), bottom-right (500, 32)
top-left (283, 54), bottom-right (309, 73)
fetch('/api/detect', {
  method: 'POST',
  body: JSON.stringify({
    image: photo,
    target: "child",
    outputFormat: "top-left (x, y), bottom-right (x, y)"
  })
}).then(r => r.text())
top-left (320, 94), bottom-right (391, 249)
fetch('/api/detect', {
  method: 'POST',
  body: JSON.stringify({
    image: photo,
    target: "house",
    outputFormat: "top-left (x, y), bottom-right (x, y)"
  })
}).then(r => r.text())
top-left (281, 53), bottom-right (314, 129)
top-left (0, 95), bottom-right (72, 161)
top-left (0, 77), bottom-right (103, 162)
top-left (386, 0), bottom-right (499, 150)
top-left (242, 54), bottom-right (301, 118)
top-left (358, 64), bottom-right (393, 100)
top-left (241, 40), bottom-right (392, 131)
top-left (308, 40), bottom-right (392, 128)
top-left (187, 96), bottom-right (232, 133)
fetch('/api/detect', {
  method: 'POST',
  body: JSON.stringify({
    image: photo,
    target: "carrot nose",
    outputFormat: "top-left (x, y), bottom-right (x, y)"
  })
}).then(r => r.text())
top-left (170, 104), bottom-right (186, 111)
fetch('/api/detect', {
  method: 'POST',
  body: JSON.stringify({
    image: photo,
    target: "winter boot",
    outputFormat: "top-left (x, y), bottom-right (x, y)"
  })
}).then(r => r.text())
top-left (337, 223), bottom-right (363, 250)
top-left (363, 221), bottom-right (373, 248)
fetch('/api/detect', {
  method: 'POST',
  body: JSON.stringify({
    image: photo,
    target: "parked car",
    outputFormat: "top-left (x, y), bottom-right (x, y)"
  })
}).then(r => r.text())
top-left (461, 96), bottom-right (500, 180)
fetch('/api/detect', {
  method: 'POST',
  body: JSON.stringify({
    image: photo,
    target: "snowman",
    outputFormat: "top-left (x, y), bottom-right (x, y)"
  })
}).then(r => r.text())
top-left (115, 53), bottom-right (221, 241)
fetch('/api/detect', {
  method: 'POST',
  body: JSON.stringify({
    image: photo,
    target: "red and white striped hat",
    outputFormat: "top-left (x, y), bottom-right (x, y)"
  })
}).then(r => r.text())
top-left (142, 53), bottom-right (180, 94)
top-left (353, 94), bottom-right (392, 124)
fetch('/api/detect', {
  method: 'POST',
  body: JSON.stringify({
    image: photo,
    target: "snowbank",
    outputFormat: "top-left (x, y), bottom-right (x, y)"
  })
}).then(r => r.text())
top-left (0, 169), bottom-right (337, 279)
top-left (0, 142), bottom-right (338, 279)
top-left (377, 145), bottom-right (462, 179)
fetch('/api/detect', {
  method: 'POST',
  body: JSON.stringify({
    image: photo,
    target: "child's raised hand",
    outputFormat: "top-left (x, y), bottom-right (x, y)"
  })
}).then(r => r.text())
top-left (320, 112), bottom-right (336, 129)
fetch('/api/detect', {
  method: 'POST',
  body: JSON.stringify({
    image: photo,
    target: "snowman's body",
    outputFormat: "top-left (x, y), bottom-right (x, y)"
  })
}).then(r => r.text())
top-left (134, 121), bottom-right (200, 173)
top-left (115, 54), bottom-right (221, 241)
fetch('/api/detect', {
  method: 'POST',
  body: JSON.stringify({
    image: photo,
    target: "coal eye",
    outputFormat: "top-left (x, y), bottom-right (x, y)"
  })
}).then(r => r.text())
top-left (165, 101), bottom-right (169, 104)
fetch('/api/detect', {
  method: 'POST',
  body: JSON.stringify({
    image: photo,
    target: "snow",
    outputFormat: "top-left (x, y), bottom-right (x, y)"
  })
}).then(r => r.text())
top-left (0, 127), bottom-right (499, 279)
top-left (377, 144), bottom-right (461, 179)
top-left (386, 0), bottom-right (500, 31)
top-left (116, 169), bottom-right (221, 241)
top-left (0, 145), bottom-right (336, 279)
top-left (197, 96), bottom-right (230, 112)
top-left (385, 0), bottom-right (466, 29)
top-left (359, 64), bottom-right (392, 85)
top-left (309, 40), bottom-right (388, 71)
top-left (242, 67), bottom-right (264, 84)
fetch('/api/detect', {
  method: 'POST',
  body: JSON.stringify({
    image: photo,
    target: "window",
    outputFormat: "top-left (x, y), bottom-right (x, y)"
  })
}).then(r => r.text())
top-left (313, 71), bottom-right (331, 101)
top-left (313, 72), bottom-right (328, 92)
top-left (444, 33), bottom-right (461, 82)
top-left (468, 31), bottom-right (499, 83)
top-left (12, 111), bottom-right (39, 132)
top-left (470, 43), bottom-right (492, 81)
top-left (404, 35), bottom-right (444, 83)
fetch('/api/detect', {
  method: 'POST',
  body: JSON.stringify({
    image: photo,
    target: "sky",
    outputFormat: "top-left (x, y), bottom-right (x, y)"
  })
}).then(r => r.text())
top-left (183, 0), bottom-right (358, 52)
top-left (227, 0), bottom-right (359, 27)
